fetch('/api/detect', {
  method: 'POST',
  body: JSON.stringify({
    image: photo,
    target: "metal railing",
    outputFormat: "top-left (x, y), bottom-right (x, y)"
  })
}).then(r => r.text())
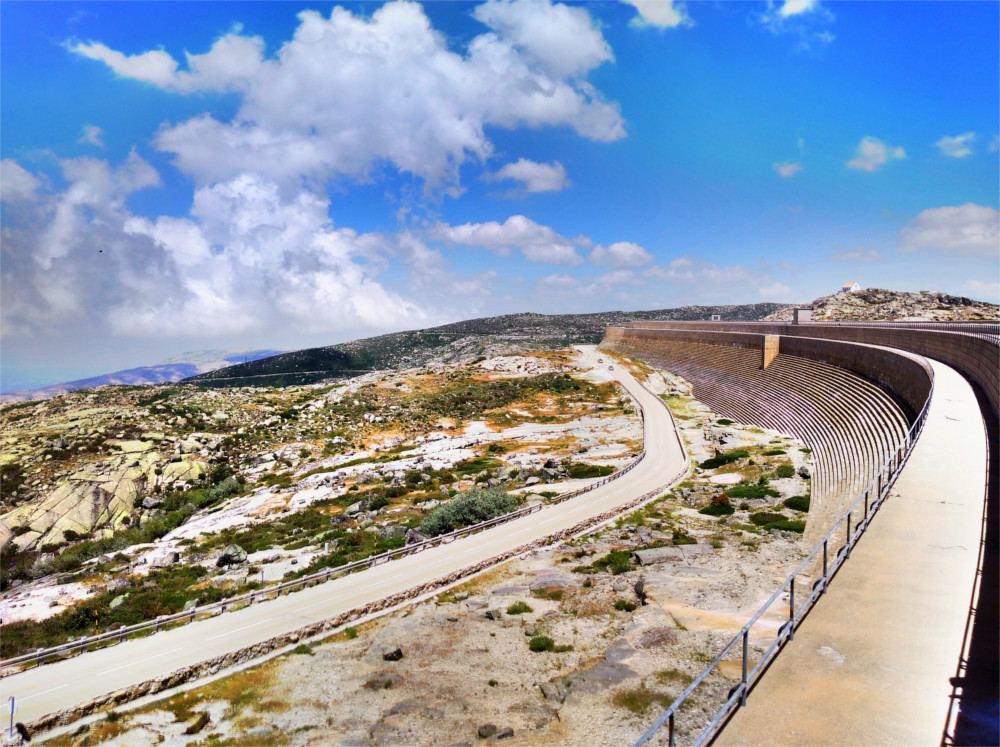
top-left (633, 371), bottom-right (935, 747)
top-left (0, 401), bottom-right (652, 673)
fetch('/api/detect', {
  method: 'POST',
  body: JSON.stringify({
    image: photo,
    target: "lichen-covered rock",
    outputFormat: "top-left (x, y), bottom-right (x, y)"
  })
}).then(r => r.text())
top-left (216, 544), bottom-right (247, 566)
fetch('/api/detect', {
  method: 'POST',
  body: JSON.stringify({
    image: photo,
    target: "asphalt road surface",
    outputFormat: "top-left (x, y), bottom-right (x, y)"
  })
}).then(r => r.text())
top-left (1, 345), bottom-right (688, 726)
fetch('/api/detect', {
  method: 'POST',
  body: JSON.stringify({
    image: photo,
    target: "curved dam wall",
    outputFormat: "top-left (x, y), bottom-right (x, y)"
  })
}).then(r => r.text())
top-left (601, 326), bottom-right (933, 545)
top-left (620, 321), bottom-right (997, 420)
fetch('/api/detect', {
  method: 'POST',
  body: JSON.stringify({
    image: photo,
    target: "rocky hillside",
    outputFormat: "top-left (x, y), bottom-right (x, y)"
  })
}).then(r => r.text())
top-left (188, 305), bottom-right (788, 388)
top-left (764, 288), bottom-right (998, 322)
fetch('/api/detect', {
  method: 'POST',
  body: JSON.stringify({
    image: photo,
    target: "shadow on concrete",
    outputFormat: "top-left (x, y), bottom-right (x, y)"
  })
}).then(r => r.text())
top-left (942, 383), bottom-right (999, 747)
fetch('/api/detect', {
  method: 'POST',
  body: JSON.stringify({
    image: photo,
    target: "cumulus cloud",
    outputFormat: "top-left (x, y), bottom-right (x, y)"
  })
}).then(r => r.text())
top-left (758, 281), bottom-right (792, 300)
top-left (648, 256), bottom-right (791, 302)
top-left (588, 241), bottom-right (654, 267)
top-left (1, 157), bottom-right (429, 341)
top-left (962, 279), bottom-right (1000, 302)
top-left (79, 125), bottom-right (105, 147)
top-left (779, 0), bottom-right (818, 17)
top-left (755, 0), bottom-right (834, 50)
top-left (773, 161), bottom-right (801, 178)
top-left (430, 215), bottom-right (584, 265)
top-left (901, 203), bottom-right (999, 256)
top-left (486, 158), bottom-right (569, 194)
top-left (71, 0), bottom-right (624, 191)
top-left (933, 132), bottom-right (975, 158)
top-left (0, 159), bottom-right (43, 203)
top-left (624, 0), bottom-right (693, 29)
top-left (846, 136), bottom-right (905, 172)
top-left (827, 248), bottom-right (882, 262)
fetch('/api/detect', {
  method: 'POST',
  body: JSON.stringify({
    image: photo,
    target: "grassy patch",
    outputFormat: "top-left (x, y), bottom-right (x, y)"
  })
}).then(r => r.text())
top-left (590, 548), bottom-right (633, 575)
top-left (528, 635), bottom-right (573, 653)
top-left (783, 495), bottom-right (810, 512)
top-left (614, 599), bottom-right (637, 612)
top-left (506, 601), bottom-right (533, 615)
top-left (699, 450), bottom-right (749, 470)
top-left (762, 449), bottom-right (786, 456)
top-left (611, 684), bottom-right (673, 715)
top-left (775, 464), bottom-right (796, 478)
top-left (566, 462), bottom-right (615, 479)
top-left (725, 484), bottom-right (780, 499)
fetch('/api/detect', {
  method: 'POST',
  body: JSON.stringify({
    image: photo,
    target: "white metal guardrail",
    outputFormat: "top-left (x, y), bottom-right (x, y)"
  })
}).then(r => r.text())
top-left (633, 370), bottom-right (935, 747)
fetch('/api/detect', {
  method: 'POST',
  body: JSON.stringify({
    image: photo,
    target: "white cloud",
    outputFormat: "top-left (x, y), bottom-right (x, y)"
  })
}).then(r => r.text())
top-left (827, 248), bottom-right (882, 262)
top-left (989, 134), bottom-right (999, 153)
top-left (773, 161), bottom-right (801, 178)
top-left (486, 158), bottom-right (569, 194)
top-left (779, 0), bottom-right (818, 17)
top-left (758, 281), bottom-right (792, 300)
top-left (473, 0), bottom-right (613, 79)
top-left (962, 279), bottom-right (1000, 302)
top-left (846, 136), bottom-right (905, 172)
top-left (1, 158), bottom-right (429, 341)
top-left (648, 256), bottom-right (788, 302)
top-left (624, 0), bottom-right (693, 29)
top-left (540, 273), bottom-right (578, 287)
top-left (430, 215), bottom-right (584, 265)
top-left (71, 1), bottom-right (624, 191)
top-left (901, 203), bottom-right (999, 256)
top-left (756, 0), bottom-right (834, 51)
top-left (0, 159), bottom-right (42, 203)
top-left (79, 125), bottom-right (105, 147)
top-left (933, 132), bottom-right (975, 158)
top-left (588, 240), bottom-right (654, 267)
top-left (68, 41), bottom-right (183, 88)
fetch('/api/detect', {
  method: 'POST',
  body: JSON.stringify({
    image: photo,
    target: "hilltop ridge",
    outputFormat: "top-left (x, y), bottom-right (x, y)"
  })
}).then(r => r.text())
top-left (764, 288), bottom-right (998, 322)
top-left (187, 305), bottom-right (787, 388)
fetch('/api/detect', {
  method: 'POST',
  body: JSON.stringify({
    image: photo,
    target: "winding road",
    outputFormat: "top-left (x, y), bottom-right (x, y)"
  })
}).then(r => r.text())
top-left (0, 346), bottom-right (688, 729)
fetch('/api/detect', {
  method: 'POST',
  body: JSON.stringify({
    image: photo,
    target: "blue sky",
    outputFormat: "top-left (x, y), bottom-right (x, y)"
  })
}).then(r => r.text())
top-left (2, 0), bottom-right (998, 391)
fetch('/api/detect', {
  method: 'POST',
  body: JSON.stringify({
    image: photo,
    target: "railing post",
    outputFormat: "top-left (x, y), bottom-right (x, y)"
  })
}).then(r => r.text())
top-left (822, 540), bottom-right (828, 593)
top-left (249, 592), bottom-right (255, 606)
top-left (845, 514), bottom-right (852, 558)
top-left (668, 712), bottom-right (675, 747)
top-left (740, 629), bottom-right (749, 706)
top-left (788, 578), bottom-right (796, 641)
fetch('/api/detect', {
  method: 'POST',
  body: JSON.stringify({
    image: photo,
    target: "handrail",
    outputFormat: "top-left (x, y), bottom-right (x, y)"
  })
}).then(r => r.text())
top-left (0, 383), bottom-right (654, 672)
top-left (633, 364), bottom-right (935, 747)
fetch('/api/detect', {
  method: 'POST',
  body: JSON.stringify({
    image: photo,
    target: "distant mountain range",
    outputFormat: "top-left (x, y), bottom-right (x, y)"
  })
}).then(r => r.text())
top-left (186, 304), bottom-right (788, 388)
top-left (0, 349), bottom-right (285, 403)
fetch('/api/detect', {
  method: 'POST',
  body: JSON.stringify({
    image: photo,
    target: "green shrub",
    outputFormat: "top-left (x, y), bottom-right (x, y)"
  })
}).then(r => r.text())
top-left (783, 495), bottom-right (810, 512)
top-left (419, 487), bottom-right (521, 537)
top-left (768, 519), bottom-right (805, 533)
top-left (344, 627), bottom-right (358, 639)
top-left (749, 512), bottom-right (786, 526)
top-left (566, 463), bottom-right (615, 479)
top-left (291, 644), bottom-right (315, 656)
top-left (529, 635), bottom-right (555, 652)
top-left (507, 601), bottom-right (533, 615)
top-left (614, 599), bottom-right (637, 612)
top-left (672, 529), bottom-right (697, 545)
top-left (725, 484), bottom-right (780, 499)
top-left (775, 464), bottom-right (796, 478)
top-left (591, 549), bottom-right (633, 575)
top-left (488, 678), bottom-right (498, 687)
top-left (528, 635), bottom-right (573, 653)
top-left (716, 419), bottom-right (734, 426)
top-left (699, 450), bottom-right (749, 469)
top-left (698, 504), bottom-right (734, 517)
top-left (762, 449), bottom-right (786, 456)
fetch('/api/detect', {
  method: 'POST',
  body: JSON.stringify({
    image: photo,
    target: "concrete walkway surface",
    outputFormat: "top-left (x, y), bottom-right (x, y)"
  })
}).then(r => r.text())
top-left (716, 358), bottom-right (989, 746)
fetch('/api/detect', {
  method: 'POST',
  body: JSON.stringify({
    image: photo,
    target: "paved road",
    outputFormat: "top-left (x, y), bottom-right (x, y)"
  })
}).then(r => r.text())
top-left (1, 346), bottom-right (688, 727)
top-left (716, 358), bottom-right (988, 746)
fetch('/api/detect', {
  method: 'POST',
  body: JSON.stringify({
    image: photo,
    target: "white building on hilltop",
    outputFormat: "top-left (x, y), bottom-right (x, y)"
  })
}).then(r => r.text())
top-left (841, 281), bottom-right (862, 292)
